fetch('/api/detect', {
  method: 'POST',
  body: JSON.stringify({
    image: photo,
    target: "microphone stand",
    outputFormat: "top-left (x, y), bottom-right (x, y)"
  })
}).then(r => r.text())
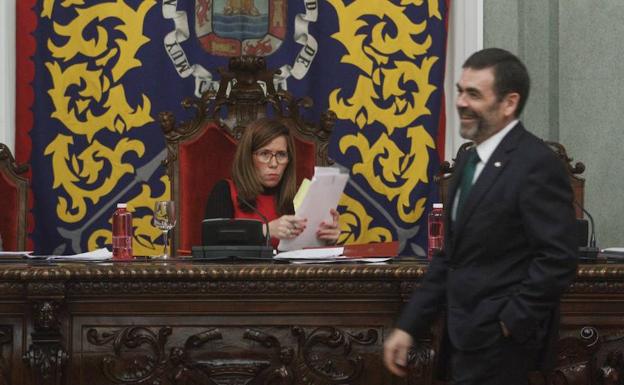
top-left (574, 201), bottom-right (599, 261)
top-left (238, 197), bottom-right (272, 248)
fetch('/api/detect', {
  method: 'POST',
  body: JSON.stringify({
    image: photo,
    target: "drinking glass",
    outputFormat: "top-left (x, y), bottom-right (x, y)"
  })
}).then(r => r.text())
top-left (152, 201), bottom-right (176, 259)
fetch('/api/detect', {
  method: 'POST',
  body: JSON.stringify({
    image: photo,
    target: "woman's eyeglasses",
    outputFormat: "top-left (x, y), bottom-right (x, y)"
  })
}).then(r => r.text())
top-left (254, 150), bottom-right (289, 164)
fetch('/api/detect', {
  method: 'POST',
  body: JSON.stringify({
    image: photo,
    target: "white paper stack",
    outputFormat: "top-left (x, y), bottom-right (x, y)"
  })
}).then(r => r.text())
top-left (278, 167), bottom-right (349, 251)
top-left (27, 248), bottom-right (113, 261)
top-left (274, 247), bottom-right (392, 264)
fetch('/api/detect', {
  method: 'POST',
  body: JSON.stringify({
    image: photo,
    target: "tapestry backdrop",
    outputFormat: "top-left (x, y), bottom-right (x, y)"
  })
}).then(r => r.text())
top-left (16, 0), bottom-right (449, 256)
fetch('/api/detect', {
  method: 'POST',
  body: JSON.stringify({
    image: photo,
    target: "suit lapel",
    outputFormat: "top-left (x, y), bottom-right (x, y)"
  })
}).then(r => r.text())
top-left (445, 147), bottom-right (471, 225)
top-left (453, 124), bottom-right (526, 238)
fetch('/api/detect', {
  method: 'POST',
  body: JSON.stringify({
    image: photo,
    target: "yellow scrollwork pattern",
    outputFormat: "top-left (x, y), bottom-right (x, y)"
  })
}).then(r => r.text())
top-left (42, 0), bottom-right (165, 255)
top-left (338, 195), bottom-right (392, 245)
top-left (328, 0), bottom-right (443, 247)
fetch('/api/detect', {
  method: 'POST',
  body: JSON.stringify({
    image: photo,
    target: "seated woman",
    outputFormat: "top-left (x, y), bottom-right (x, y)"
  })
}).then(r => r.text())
top-left (204, 118), bottom-right (340, 249)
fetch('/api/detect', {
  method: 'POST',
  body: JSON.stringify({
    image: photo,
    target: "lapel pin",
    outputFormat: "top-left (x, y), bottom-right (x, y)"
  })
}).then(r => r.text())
top-left (494, 161), bottom-right (502, 168)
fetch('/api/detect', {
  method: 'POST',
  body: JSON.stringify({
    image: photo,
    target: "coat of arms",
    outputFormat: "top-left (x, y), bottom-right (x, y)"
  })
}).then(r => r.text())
top-left (195, 0), bottom-right (286, 56)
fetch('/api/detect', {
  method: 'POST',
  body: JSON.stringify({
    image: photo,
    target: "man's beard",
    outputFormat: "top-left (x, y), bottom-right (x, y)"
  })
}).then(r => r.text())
top-left (458, 107), bottom-right (495, 142)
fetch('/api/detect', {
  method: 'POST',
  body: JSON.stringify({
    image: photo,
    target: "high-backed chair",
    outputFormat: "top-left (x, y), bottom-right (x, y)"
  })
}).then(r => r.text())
top-left (159, 56), bottom-right (334, 253)
top-left (0, 143), bottom-right (29, 251)
top-left (435, 140), bottom-right (585, 218)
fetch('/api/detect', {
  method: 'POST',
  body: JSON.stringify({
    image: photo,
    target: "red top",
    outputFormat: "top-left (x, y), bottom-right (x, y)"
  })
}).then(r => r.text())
top-left (226, 179), bottom-right (280, 249)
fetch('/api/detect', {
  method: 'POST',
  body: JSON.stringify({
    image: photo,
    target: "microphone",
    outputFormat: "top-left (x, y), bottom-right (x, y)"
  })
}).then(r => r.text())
top-left (574, 201), bottom-right (599, 261)
top-left (238, 197), bottom-right (272, 248)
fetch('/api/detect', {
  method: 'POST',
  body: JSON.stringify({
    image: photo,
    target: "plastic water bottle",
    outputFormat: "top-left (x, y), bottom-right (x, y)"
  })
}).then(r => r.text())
top-left (112, 203), bottom-right (133, 260)
top-left (427, 203), bottom-right (444, 259)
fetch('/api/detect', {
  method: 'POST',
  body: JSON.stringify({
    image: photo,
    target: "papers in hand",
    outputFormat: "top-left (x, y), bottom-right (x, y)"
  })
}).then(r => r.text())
top-left (26, 248), bottom-right (113, 261)
top-left (278, 167), bottom-right (348, 251)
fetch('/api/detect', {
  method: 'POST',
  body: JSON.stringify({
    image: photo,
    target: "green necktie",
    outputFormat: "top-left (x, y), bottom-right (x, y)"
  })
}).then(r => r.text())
top-left (456, 148), bottom-right (480, 215)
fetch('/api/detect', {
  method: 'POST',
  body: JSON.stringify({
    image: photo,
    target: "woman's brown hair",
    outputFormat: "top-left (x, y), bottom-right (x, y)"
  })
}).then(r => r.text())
top-left (231, 118), bottom-right (297, 215)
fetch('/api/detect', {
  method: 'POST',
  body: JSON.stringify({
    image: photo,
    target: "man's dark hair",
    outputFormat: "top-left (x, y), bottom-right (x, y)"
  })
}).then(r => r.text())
top-left (463, 48), bottom-right (530, 117)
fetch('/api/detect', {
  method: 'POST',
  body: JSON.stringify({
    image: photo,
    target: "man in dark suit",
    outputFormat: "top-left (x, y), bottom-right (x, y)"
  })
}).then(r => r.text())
top-left (384, 48), bottom-right (578, 384)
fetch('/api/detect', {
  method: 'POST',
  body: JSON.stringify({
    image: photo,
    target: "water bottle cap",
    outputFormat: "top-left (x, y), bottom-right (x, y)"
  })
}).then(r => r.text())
top-left (433, 203), bottom-right (443, 209)
top-left (117, 203), bottom-right (128, 208)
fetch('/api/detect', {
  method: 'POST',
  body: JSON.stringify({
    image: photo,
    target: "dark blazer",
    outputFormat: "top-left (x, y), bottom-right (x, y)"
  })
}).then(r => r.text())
top-left (397, 123), bottom-right (578, 364)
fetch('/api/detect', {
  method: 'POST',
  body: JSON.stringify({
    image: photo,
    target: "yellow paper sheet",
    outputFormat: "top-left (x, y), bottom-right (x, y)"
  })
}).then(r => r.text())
top-left (293, 178), bottom-right (310, 211)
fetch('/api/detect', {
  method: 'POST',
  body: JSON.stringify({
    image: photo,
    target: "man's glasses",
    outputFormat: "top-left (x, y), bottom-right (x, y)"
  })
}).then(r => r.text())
top-left (254, 149), bottom-right (289, 164)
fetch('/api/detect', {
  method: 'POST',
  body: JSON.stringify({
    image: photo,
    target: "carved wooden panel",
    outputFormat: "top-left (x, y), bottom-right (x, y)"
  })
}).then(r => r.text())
top-left (0, 325), bottom-right (12, 385)
top-left (71, 320), bottom-right (395, 385)
top-left (3, 262), bottom-right (624, 385)
top-left (23, 301), bottom-right (68, 385)
top-left (0, 319), bottom-right (25, 385)
top-left (541, 324), bottom-right (624, 385)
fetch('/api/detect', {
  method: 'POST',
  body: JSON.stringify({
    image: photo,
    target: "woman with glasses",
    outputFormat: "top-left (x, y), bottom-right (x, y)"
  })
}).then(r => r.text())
top-left (204, 118), bottom-right (340, 249)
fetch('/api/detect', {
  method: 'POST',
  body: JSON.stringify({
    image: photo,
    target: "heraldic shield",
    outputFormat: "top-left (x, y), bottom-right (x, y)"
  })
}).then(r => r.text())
top-left (195, 0), bottom-right (286, 56)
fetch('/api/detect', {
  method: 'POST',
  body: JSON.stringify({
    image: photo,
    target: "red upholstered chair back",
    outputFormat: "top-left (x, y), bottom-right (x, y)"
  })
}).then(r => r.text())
top-left (293, 136), bottom-right (317, 185)
top-left (177, 123), bottom-right (237, 251)
top-left (160, 56), bottom-right (333, 253)
top-left (435, 141), bottom-right (585, 218)
top-left (0, 144), bottom-right (29, 251)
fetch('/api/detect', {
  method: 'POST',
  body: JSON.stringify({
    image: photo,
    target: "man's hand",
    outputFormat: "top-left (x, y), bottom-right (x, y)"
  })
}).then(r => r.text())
top-left (500, 321), bottom-right (511, 337)
top-left (383, 329), bottom-right (413, 377)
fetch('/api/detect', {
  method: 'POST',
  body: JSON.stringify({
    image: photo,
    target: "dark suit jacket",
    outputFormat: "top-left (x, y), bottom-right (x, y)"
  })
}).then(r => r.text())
top-left (396, 123), bottom-right (578, 363)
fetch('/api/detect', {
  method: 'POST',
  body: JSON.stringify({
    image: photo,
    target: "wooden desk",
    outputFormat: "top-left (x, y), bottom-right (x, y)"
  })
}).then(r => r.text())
top-left (0, 260), bottom-right (622, 385)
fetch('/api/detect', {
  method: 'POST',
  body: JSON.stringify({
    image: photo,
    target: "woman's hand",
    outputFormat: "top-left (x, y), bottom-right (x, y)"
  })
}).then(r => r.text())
top-left (269, 215), bottom-right (307, 239)
top-left (316, 208), bottom-right (340, 245)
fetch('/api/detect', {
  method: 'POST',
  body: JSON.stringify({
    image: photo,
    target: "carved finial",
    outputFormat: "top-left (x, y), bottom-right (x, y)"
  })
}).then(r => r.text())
top-left (158, 111), bottom-right (176, 134)
top-left (0, 143), bottom-right (29, 174)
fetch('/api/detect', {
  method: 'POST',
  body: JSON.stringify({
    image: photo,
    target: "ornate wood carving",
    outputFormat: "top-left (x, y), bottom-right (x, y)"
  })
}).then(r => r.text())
top-left (23, 301), bottom-right (67, 385)
top-left (0, 282), bottom-right (23, 297)
top-left (86, 326), bottom-right (171, 383)
top-left (68, 279), bottom-right (397, 297)
top-left (545, 141), bottom-right (585, 176)
top-left (0, 143), bottom-right (28, 175)
top-left (1, 263), bottom-right (624, 295)
top-left (85, 325), bottom-right (381, 385)
top-left (0, 143), bottom-right (29, 250)
top-left (406, 342), bottom-right (436, 385)
top-left (539, 326), bottom-right (624, 385)
top-left (292, 326), bottom-right (379, 384)
top-left (0, 326), bottom-right (12, 385)
top-left (213, 55), bottom-right (280, 136)
top-left (2, 262), bottom-right (624, 385)
top-left (7, 263), bottom-right (422, 282)
top-left (26, 282), bottom-right (66, 298)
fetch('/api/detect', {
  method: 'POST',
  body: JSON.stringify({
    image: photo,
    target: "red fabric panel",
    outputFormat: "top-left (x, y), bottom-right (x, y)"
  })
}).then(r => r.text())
top-left (293, 137), bottom-right (316, 184)
top-left (437, 0), bottom-right (452, 162)
top-left (178, 124), bottom-right (237, 250)
top-left (16, 0), bottom-right (36, 250)
top-left (0, 172), bottom-right (19, 251)
top-left (15, 0), bottom-right (36, 164)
